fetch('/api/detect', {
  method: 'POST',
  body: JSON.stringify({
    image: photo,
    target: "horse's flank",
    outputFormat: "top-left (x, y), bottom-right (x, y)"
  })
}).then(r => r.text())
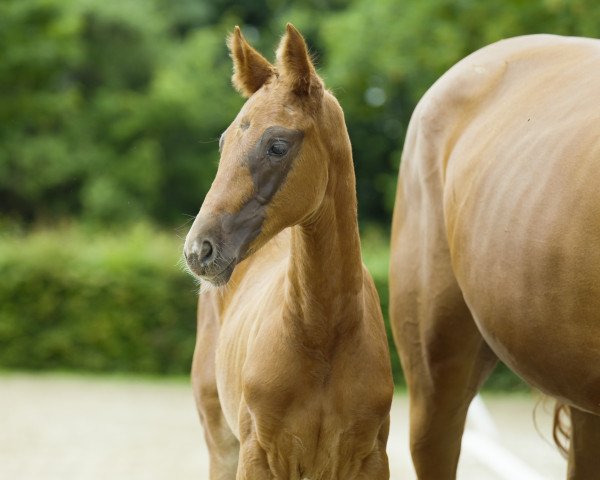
top-left (390, 34), bottom-right (600, 479)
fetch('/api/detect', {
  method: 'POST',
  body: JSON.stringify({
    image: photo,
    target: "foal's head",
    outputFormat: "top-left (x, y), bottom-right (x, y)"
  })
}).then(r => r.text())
top-left (184, 24), bottom-right (345, 287)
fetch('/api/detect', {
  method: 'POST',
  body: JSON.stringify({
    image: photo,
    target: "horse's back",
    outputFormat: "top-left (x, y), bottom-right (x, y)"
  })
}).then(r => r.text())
top-left (400, 35), bottom-right (600, 412)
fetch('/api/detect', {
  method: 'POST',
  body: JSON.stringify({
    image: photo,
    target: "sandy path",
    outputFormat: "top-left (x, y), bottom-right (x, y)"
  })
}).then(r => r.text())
top-left (0, 374), bottom-right (565, 479)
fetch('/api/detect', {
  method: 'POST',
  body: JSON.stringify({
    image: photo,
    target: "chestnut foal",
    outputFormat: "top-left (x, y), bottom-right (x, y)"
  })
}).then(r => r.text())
top-left (184, 25), bottom-right (393, 480)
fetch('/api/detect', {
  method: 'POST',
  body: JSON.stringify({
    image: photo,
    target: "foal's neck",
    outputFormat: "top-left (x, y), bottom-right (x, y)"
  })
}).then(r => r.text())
top-left (285, 123), bottom-right (364, 350)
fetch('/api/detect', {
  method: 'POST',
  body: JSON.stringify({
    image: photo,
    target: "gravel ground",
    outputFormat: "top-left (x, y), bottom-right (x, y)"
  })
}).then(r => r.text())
top-left (0, 373), bottom-right (566, 479)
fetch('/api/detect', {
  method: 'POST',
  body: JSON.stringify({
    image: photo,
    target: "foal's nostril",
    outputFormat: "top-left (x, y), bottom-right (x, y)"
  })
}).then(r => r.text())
top-left (186, 237), bottom-right (216, 271)
top-left (200, 240), bottom-right (213, 262)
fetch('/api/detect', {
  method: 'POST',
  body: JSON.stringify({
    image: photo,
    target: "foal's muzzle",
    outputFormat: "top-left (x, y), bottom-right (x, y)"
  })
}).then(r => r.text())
top-left (187, 238), bottom-right (214, 265)
top-left (183, 237), bottom-right (236, 286)
top-left (184, 224), bottom-right (237, 286)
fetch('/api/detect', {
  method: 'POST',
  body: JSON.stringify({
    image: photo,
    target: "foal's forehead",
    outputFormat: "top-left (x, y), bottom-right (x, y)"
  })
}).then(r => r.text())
top-left (235, 84), bottom-right (307, 130)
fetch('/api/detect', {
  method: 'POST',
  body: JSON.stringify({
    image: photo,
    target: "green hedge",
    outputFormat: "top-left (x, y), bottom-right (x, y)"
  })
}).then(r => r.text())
top-left (0, 224), bottom-right (197, 374)
top-left (0, 224), bottom-right (526, 389)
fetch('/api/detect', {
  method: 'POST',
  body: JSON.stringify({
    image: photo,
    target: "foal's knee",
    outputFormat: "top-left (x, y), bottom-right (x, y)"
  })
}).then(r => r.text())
top-left (192, 378), bottom-right (220, 421)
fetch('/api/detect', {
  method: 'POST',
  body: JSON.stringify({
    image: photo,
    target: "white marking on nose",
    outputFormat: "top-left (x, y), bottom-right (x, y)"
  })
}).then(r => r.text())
top-left (190, 240), bottom-right (202, 255)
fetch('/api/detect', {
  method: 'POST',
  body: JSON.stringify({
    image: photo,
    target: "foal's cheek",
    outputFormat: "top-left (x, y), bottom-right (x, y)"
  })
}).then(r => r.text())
top-left (253, 160), bottom-right (286, 201)
top-left (270, 168), bottom-right (315, 227)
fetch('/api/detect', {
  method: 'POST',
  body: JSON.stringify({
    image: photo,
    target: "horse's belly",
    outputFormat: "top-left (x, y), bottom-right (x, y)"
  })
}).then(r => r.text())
top-left (448, 162), bottom-right (600, 412)
top-left (463, 285), bottom-right (600, 413)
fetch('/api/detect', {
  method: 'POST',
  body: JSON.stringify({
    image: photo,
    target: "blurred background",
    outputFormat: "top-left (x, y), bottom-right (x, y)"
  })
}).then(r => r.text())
top-left (0, 0), bottom-right (598, 478)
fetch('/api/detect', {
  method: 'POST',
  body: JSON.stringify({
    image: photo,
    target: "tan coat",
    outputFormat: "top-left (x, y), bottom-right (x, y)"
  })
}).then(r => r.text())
top-left (390, 34), bottom-right (600, 479)
top-left (185, 25), bottom-right (393, 480)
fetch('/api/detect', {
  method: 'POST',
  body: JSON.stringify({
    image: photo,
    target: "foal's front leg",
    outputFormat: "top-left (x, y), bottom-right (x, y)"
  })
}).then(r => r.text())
top-left (356, 417), bottom-right (391, 480)
top-left (236, 407), bottom-right (310, 480)
top-left (192, 295), bottom-right (239, 480)
top-left (236, 410), bottom-right (273, 480)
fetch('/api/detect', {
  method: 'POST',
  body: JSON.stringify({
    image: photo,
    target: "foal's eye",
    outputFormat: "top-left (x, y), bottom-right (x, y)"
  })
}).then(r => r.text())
top-left (268, 141), bottom-right (288, 157)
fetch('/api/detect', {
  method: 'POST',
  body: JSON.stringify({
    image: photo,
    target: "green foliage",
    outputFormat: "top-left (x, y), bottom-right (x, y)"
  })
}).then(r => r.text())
top-left (318, 0), bottom-right (600, 218)
top-left (0, 0), bottom-right (239, 226)
top-left (360, 226), bottom-right (402, 383)
top-left (2, 0), bottom-right (599, 227)
top-left (0, 224), bottom-right (197, 373)
top-left (0, 225), bottom-right (527, 389)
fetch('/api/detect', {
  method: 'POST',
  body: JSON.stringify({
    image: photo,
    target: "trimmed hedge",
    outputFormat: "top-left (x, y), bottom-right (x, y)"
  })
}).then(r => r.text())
top-left (0, 224), bottom-right (197, 374)
top-left (0, 224), bottom-right (526, 389)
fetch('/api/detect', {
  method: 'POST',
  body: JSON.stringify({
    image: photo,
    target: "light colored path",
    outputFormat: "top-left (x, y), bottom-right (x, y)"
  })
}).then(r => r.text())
top-left (0, 374), bottom-right (566, 479)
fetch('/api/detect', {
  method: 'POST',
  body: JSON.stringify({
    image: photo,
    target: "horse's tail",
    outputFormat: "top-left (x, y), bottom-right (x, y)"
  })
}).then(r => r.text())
top-left (552, 402), bottom-right (571, 458)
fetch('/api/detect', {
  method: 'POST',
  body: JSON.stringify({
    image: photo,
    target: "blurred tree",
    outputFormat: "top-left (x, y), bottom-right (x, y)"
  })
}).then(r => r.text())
top-left (0, 0), bottom-right (240, 226)
top-left (319, 0), bottom-right (600, 218)
top-left (0, 0), bottom-right (598, 227)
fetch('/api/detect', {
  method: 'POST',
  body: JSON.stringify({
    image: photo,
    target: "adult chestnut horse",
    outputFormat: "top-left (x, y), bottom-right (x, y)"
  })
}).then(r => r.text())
top-left (390, 35), bottom-right (600, 479)
top-left (184, 25), bottom-right (393, 480)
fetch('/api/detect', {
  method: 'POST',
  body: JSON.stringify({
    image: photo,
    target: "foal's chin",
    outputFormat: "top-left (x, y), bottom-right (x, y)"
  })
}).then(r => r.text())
top-left (196, 261), bottom-right (236, 293)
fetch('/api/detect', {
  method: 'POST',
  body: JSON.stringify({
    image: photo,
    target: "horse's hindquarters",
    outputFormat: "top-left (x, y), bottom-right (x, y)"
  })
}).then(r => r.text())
top-left (447, 129), bottom-right (600, 413)
top-left (443, 38), bottom-right (600, 413)
top-left (391, 34), bottom-right (600, 480)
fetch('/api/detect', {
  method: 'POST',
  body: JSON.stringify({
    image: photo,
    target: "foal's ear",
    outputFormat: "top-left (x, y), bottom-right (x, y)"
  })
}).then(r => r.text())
top-left (276, 23), bottom-right (322, 97)
top-left (228, 26), bottom-right (275, 97)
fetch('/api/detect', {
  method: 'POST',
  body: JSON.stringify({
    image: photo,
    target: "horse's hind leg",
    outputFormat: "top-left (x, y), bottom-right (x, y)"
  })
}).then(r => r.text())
top-left (390, 170), bottom-right (497, 478)
top-left (192, 294), bottom-right (239, 480)
top-left (567, 408), bottom-right (600, 479)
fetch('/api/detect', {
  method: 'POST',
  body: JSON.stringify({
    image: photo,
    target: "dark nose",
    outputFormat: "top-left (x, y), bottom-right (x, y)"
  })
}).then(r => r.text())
top-left (199, 240), bottom-right (213, 262)
top-left (185, 237), bottom-right (216, 273)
